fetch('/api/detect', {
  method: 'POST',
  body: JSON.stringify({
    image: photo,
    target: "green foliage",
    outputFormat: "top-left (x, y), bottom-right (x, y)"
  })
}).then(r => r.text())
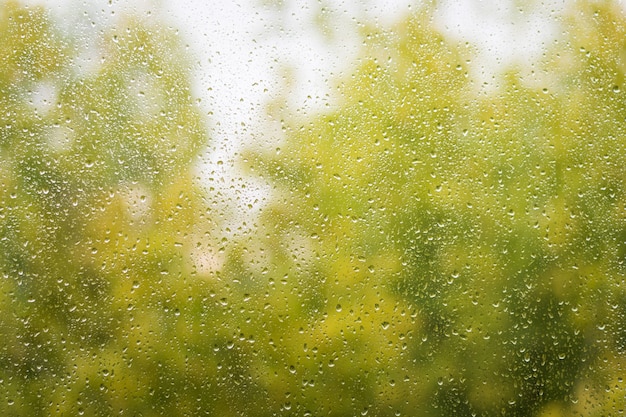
top-left (246, 2), bottom-right (626, 416)
top-left (0, 2), bottom-right (213, 415)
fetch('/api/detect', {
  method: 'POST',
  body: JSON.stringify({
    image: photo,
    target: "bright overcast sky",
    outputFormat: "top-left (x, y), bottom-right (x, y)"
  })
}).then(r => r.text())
top-left (22, 0), bottom-right (563, 222)
top-left (27, 0), bottom-right (560, 135)
top-left (24, 0), bottom-right (564, 147)
top-left (160, 0), bottom-right (560, 147)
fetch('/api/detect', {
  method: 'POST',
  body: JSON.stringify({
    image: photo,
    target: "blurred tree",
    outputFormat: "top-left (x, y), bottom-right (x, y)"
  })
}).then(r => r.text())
top-left (244, 1), bottom-right (626, 416)
top-left (0, 1), bottom-right (220, 415)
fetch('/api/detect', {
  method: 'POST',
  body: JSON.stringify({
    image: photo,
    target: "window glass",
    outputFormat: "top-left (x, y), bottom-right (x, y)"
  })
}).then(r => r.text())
top-left (1, 0), bottom-right (625, 416)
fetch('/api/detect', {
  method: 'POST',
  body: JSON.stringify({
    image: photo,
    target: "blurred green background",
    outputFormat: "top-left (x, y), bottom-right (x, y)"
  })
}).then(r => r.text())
top-left (1, 0), bottom-right (625, 415)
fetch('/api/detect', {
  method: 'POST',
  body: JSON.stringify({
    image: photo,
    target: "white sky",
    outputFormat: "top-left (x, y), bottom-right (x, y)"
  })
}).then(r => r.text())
top-left (155, 0), bottom-right (562, 223)
top-left (29, 0), bottom-right (562, 144)
top-left (159, 0), bottom-right (561, 147)
top-left (23, 0), bottom-right (564, 224)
